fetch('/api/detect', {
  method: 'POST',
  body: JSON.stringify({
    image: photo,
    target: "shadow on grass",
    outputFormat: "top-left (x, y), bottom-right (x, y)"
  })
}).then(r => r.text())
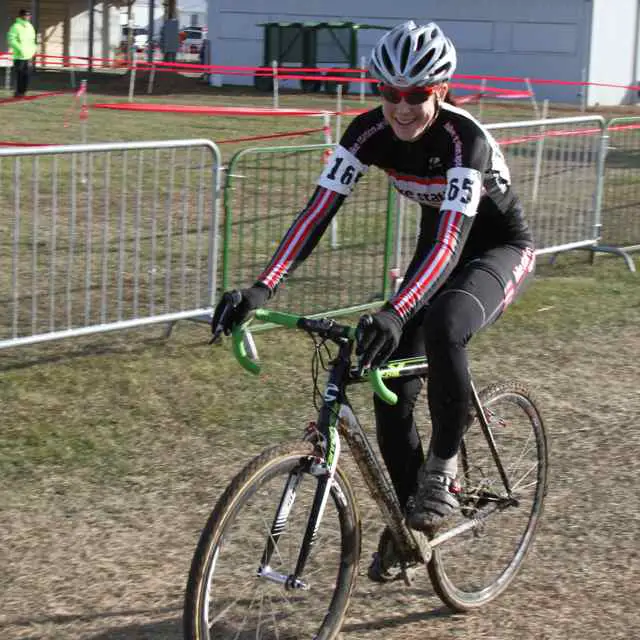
top-left (80, 605), bottom-right (456, 639)
top-left (340, 602), bottom-right (458, 634)
top-left (0, 606), bottom-right (181, 633)
top-left (0, 335), bottom-right (167, 373)
top-left (87, 616), bottom-right (182, 640)
top-left (0, 320), bottom-right (212, 373)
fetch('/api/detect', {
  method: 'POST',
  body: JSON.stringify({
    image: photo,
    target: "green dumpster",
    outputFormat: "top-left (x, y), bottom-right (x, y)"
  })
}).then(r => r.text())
top-left (254, 21), bottom-right (390, 94)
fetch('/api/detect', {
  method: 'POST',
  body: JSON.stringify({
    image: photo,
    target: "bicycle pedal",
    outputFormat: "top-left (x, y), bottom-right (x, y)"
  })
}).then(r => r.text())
top-left (411, 530), bottom-right (433, 564)
top-left (400, 562), bottom-right (421, 587)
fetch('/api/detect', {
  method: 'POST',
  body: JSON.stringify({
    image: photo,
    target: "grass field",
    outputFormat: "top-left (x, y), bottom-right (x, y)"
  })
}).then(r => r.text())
top-left (1, 70), bottom-right (639, 639)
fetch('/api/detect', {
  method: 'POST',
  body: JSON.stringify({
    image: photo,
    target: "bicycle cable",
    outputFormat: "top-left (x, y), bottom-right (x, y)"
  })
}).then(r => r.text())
top-left (310, 333), bottom-right (333, 412)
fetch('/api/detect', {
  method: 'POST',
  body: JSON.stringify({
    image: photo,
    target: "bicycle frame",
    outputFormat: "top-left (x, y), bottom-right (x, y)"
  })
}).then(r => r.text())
top-left (239, 313), bottom-right (518, 587)
top-left (258, 336), bottom-right (433, 586)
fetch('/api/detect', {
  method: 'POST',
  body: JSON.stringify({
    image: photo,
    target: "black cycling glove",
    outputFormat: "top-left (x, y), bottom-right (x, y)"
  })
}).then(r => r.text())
top-left (211, 283), bottom-right (270, 340)
top-left (356, 308), bottom-right (403, 370)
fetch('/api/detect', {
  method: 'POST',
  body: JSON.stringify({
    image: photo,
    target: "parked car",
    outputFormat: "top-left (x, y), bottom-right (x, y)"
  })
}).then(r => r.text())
top-left (121, 26), bottom-right (149, 53)
top-left (181, 26), bottom-right (206, 54)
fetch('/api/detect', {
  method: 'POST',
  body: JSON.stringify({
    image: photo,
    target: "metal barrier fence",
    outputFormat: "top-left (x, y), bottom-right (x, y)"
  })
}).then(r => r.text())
top-left (223, 143), bottom-right (394, 318)
top-left (0, 139), bottom-right (222, 349)
top-left (0, 115), bottom-right (635, 349)
top-left (597, 117), bottom-right (640, 271)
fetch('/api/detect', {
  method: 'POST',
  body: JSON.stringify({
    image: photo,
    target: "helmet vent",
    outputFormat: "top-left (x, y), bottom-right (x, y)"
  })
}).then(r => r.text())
top-left (412, 54), bottom-right (430, 77)
top-left (381, 47), bottom-right (393, 73)
top-left (432, 61), bottom-right (450, 78)
top-left (400, 37), bottom-right (412, 69)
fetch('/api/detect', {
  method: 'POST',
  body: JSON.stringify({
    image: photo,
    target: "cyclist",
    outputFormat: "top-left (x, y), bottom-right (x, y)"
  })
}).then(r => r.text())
top-left (212, 21), bottom-right (535, 580)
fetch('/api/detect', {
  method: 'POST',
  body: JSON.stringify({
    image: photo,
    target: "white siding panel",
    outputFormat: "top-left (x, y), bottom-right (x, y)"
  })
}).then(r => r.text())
top-left (493, 23), bottom-right (512, 53)
top-left (512, 23), bottom-right (579, 54)
top-left (437, 21), bottom-right (494, 51)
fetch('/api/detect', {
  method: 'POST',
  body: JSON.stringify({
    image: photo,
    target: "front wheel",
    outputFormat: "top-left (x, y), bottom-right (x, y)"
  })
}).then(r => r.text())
top-left (428, 381), bottom-right (548, 611)
top-left (184, 441), bottom-right (361, 640)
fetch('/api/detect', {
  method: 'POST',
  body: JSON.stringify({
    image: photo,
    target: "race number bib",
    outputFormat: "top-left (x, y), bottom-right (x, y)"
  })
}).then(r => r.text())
top-left (442, 167), bottom-right (482, 216)
top-left (318, 145), bottom-right (368, 196)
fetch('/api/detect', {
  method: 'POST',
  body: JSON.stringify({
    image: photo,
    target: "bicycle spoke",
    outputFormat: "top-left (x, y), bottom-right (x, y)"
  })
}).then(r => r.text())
top-left (510, 460), bottom-right (538, 491)
top-left (507, 431), bottom-right (535, 475)
top-left (259, 514), bottom-right (288, 567)
top-left (207, 577), bottom-right (259, 628)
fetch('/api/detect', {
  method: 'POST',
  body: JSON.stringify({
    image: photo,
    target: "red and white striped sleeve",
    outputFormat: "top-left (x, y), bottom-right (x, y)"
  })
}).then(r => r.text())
top-left (388, 166), bottom-right (483, 320)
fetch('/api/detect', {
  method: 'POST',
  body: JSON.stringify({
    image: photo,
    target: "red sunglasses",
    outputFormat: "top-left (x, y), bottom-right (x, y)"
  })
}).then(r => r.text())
top-left (379, 83), bottom-right (436, 105)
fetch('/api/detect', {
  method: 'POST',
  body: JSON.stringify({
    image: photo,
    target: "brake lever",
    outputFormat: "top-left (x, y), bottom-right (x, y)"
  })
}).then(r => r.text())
top-left (210, 290), bottom-right (243, 344)
top-left (354, 314), bottom-right (374, 375)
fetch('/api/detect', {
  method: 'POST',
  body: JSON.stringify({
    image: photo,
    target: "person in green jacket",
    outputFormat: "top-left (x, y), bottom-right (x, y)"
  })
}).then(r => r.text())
top-left (7, 9), bottom-right (37, 98)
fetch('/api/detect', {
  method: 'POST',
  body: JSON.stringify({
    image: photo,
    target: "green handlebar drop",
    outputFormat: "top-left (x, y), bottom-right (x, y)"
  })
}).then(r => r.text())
top-left (231, 326), bottom-right (260, 375)
top-left (369, 369), bottom-right (398, 405)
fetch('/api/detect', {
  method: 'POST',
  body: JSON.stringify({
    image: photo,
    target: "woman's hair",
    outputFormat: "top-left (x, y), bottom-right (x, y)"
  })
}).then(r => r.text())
top-left (444, 88), bottom-right (456, 106)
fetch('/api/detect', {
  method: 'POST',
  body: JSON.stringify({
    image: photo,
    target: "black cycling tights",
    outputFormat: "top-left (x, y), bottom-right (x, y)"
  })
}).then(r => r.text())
top-left (373, 245), bottom-right (535, 508)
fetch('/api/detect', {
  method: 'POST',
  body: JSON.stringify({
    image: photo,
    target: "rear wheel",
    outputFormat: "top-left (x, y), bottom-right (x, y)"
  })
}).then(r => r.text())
top-left (184, 441), bottom-right (361, 639)
top-left (428, 382), bottom-right (548, 611)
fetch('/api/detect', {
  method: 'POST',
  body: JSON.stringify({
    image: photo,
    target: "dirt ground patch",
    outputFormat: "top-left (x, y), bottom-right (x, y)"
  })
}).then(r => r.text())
top-left (1, 320), bottom-right (639, 640)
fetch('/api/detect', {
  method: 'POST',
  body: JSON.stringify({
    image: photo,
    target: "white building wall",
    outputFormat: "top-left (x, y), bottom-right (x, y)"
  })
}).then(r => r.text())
top-left (207, 0), bottom-right (596, 103)
top-left (588, 0), bottom-right (639, 105)
top-left (69, 1), bottom-right (121, 60)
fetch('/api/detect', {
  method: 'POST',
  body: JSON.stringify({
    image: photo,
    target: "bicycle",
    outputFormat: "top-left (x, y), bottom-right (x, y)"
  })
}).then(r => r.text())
top-left (184, 308), bottom-right (548, 640)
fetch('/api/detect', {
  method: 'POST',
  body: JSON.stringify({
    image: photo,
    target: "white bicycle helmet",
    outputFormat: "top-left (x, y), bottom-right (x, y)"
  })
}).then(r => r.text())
top-left (369, 21), bottom-right (457, 87)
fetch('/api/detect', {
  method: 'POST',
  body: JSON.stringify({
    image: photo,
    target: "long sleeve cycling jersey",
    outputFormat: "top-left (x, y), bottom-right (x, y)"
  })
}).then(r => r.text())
top-left (257, 102), bottom-right (533, 323)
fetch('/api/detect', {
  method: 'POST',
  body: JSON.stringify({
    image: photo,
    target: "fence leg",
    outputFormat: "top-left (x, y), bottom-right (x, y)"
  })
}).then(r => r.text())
top-left (128, 58), bottom-right (137, 102)
top-left (360, 55), bottom-right (366, 103)
top-left (147, 61), bottom-right (156, 94)
top-left (335, 84), bottom-right (343, 142)
top-left (272, 59), bottom-right (279, 109)
top-left (525, 77), bottom-right (539, 119)
top-left (478, 77), bottom-right (486, 121)
top-left (80, 79), bottom-right (88, 184)
top-left (391, 195), bottom-right (406, 292)
top-left (163, 321), bottom-right (177, 339)
top-left (588, 246), bottom-right (637, 272)
top-left (321, 112), bottom-right (339, 250)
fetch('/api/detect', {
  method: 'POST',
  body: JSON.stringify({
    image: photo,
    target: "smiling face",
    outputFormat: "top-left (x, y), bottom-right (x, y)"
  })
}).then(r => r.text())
top-left (380, 83), bottom-right (448, 142)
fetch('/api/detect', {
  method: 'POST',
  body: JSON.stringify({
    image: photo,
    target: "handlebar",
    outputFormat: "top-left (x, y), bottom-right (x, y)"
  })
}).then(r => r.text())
top-left (230, 308), bottom-right (398, 405)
